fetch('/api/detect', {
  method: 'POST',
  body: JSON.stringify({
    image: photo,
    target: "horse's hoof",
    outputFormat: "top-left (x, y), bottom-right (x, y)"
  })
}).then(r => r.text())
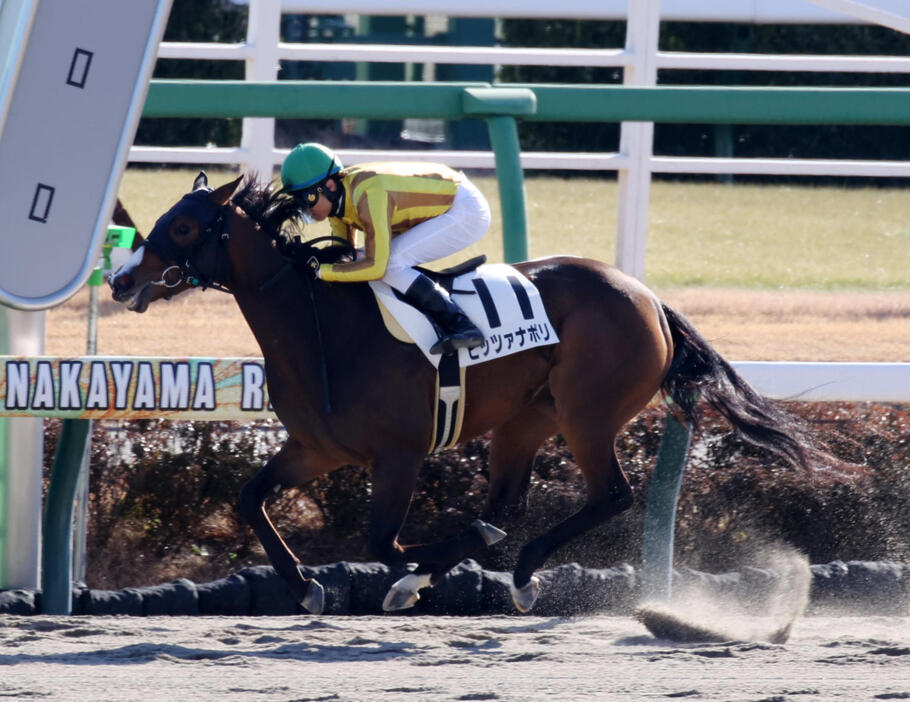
top-left (301, 579), bottom-right (325, 615)
top-left (382, 573), bottom-right (432, 612)
top-left (472, 519), bottom-right (507, 546)
top-left (511, 576), bottom-right (541, 613)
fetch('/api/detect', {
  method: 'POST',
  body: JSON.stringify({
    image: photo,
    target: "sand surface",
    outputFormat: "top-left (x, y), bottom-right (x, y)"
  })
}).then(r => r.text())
top-left (1, 613), bottom-right (908, 701)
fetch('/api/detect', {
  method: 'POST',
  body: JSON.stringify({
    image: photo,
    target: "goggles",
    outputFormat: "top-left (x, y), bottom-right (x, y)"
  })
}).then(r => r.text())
top-left (292, 184), bottom-right (324, 209)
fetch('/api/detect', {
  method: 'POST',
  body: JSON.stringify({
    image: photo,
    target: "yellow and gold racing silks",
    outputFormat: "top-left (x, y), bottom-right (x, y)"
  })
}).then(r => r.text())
top-left (319, 162), bottom-right (463, 282)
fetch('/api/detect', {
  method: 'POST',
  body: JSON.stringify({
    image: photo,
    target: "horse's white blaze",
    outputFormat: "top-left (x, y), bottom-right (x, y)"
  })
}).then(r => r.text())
top-left (113, 245), bottom-right (145, 280)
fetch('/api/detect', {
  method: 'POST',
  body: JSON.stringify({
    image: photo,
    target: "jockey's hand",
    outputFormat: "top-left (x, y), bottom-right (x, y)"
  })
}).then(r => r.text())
top-left (306, 256), bottom-right (322, 279)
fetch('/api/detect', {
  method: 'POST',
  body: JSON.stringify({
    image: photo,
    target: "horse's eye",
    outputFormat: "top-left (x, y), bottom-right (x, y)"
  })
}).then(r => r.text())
top-left (175, 224), bottom-right (190, 236)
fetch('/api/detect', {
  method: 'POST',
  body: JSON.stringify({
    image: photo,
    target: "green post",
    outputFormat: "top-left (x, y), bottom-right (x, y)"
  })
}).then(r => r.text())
top-left (641, 412), bottom-right (692, 602)
top-left (461, 87), bottom-right (536, 264)
top-left (41, 418), bottom-right (92, 614)
top-left (486, 115), bottom-right (529, 263)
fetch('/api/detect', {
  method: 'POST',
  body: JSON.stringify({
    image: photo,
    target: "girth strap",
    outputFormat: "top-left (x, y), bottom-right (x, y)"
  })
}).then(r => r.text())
top-left (432, 352), bottom-right (465, 452)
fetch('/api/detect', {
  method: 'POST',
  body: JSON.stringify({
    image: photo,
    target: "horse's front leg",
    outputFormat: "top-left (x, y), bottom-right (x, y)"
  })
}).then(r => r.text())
top-left (238, 439), bottom-right (335, 614)
top-left (366, 450), bottom-right (506, 611)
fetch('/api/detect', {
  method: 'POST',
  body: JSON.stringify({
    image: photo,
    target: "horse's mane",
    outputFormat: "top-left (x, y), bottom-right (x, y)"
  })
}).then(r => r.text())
top-left (230, 174), bottom-right (301, 248)
top-left (231, 174), bottom-right (354, 266)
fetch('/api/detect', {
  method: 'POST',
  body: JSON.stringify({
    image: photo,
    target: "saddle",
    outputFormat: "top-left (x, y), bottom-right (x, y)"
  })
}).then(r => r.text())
top-left (416, 255), bottom-right (486, 288)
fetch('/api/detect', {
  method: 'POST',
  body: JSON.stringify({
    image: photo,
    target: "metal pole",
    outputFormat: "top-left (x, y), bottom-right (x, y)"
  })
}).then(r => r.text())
top-left (0, 306), bottom-right (44, 591)
top-left (72, 226), bottom-right (134, 584)
top-left (41, 418), bottom-right (91, 614)
top-left (71, 282), bottom-right (98, 583)
top-left (485, 115), bottom-right (529, 263)
top-left (641, 412), bottom-right (692, 602)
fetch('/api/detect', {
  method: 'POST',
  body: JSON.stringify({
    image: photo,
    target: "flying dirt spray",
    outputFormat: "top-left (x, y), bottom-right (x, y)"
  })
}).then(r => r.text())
top-left (636, 546), bottom-right (812, 644)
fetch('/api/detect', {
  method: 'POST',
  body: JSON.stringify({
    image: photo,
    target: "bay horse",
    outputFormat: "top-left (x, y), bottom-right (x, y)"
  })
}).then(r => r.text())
top-left (109, 172), bottom-right (820, 614)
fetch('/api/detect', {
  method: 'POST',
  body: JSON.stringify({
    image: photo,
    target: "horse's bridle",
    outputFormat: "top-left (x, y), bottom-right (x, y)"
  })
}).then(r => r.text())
top-left (142, 189), bottom-right (233, 295)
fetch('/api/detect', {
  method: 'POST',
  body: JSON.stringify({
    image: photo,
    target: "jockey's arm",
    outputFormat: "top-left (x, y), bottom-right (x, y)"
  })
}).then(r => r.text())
top-left (319, 189), bottom-right (390, 283)
top-left (329, 218), bottom-right (353, 244)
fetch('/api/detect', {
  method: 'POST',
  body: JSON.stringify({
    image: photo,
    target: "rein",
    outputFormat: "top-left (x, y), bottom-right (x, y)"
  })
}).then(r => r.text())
top-left (303, 269), bottom-right (333, 415)
top-left (258, 236), bottom-right (357, 416)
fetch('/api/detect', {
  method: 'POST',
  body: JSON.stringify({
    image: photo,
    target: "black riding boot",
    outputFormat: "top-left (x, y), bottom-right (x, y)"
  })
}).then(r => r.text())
top-left (402, 274), bottom-right (484, 355)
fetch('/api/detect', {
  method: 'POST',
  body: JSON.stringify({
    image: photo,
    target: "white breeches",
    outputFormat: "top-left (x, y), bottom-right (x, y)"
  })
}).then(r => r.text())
top-left (381, 178), bottom-right (491, 293)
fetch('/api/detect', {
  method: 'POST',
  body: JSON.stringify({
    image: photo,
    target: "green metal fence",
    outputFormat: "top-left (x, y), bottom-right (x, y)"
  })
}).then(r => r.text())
top-left (143, 81), bottom-right (910, 125)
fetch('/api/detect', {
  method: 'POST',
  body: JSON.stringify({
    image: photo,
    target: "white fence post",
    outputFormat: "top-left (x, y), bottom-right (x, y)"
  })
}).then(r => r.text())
top-left (241, 0), bottom-right (281, 181)
top-left (614, 0), bottom-right (660, 280)
top-left (0, 308), bottom-right (45, 590)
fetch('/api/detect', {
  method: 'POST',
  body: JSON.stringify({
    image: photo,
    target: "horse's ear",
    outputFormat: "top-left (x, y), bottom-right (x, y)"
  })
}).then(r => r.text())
top-left (210, 175), bottom-right (244, 206)
top-left (193, 171), bottom-right (209, 191)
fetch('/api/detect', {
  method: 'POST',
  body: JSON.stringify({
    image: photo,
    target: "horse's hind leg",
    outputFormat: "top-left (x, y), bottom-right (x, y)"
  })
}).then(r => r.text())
top-left (484, 404), bottom-right (556, 523)
top-left (504, 293), bottom-right (670, 611)
top-left (509, 342), bottom-right (662, 609)
top-left (511, 436), bottom-right (633, 612)
top-left (238, 439), bottom-right (334, 614)
top-left (363, 448), bottom-right (497, 610)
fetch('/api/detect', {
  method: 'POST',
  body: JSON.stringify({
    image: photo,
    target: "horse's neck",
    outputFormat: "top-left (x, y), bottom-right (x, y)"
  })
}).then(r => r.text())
top-left (225, 218), bottom-right (312, 347)
top-left (223, 214), bottom-right (284, 293)
top-left (224, 219), bottom-right (348, 421)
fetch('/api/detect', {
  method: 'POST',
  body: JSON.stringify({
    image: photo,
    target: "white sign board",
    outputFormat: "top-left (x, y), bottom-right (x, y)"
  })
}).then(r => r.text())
top-left (0, 0), bottom-right (172, 310)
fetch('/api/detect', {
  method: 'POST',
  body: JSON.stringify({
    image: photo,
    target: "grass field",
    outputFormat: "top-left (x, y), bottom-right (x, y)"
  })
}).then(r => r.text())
top-left (118, 167), bottom-right (910, 291)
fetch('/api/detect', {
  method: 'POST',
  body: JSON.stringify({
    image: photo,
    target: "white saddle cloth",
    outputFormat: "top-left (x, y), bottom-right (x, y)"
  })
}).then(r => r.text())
top-left (369, 263), bottom-right (559, 368)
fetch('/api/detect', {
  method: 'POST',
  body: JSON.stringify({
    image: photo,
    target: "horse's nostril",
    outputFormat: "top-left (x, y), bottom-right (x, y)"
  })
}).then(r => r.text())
top-left (112, 273), bottom-right (133, 293)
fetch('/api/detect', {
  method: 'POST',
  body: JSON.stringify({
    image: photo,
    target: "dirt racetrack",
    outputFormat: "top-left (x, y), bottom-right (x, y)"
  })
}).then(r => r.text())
top-left (44, 286), bottom-right (910, 362)
top-left (1, 613), bottom-right (909, 701)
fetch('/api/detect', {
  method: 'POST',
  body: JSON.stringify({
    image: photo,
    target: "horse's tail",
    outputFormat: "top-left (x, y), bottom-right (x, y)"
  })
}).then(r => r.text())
top-left (659, 303), bottom-right (815, 470)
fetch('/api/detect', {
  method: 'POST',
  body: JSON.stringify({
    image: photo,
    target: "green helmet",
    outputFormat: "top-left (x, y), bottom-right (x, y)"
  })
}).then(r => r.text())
top-left (281, 142), bottom-right (343, 192)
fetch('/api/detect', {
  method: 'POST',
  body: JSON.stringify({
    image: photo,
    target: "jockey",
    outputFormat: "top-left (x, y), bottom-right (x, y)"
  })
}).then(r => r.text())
top-left (281, 142), bottom-right (489, 355)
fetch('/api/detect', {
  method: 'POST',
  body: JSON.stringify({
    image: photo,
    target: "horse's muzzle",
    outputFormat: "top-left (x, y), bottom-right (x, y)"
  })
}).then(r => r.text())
top-left (109, 271), bottom-right (134, 300)
top-left (109, 271), bottom-right (153, 313)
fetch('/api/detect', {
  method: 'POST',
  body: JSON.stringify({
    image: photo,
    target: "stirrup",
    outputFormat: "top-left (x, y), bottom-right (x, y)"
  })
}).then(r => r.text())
top-left (430, 330), bottom-right (484, 355)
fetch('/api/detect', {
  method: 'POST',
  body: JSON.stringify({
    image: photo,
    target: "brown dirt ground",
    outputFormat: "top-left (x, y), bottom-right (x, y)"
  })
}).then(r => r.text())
top-left (42, 286), bottom-right (910, 362)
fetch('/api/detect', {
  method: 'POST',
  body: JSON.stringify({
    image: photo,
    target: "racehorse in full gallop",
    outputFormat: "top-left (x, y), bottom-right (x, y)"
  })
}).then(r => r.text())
top-left (109, 172), bottom-right (822, 614)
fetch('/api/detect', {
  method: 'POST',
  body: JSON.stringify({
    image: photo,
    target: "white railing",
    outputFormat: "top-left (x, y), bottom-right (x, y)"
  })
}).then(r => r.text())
top-left (130, 0), bottom-right (910, 278)
top-left (736, 362), bottom-right (910, 403)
